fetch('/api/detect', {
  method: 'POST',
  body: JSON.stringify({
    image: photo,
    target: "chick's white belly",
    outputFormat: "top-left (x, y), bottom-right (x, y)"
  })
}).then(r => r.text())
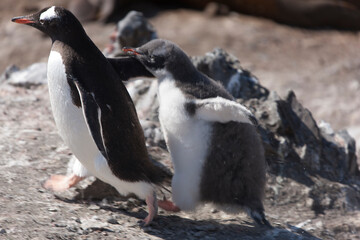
top-left (158, 80), bottom-right (211, 210)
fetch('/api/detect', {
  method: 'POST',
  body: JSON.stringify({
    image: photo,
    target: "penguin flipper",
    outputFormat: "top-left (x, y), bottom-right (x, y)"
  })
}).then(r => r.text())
top-left (73, 80), bottom-right (108, 159)
top-left (72, 77), bottom-right (155, 181)
top-left (107, 57), bottom-right (154, 81)
top-left (185, 96), bottom-right (256, 125)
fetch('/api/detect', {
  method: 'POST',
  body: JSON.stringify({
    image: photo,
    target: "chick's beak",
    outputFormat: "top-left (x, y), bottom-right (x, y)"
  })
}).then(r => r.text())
top-left (11, 16), bottom-right (35, 24)
top-left (122, 47), bottom-right (142, 56)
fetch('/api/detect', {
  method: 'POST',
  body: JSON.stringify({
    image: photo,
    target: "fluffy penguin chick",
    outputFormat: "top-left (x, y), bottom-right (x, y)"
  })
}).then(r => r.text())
top-left (123, 39), bottom-right (271, 227)
top-left (12, 6), bottom-right (173, 225)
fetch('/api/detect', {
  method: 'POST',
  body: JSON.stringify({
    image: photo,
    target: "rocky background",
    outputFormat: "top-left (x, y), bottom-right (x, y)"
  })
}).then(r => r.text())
top-left (0, 0), bottom-right (360, 239)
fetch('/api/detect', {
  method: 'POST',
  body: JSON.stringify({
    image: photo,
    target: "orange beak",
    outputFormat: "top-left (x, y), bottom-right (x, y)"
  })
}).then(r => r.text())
top-left (11, 17), bottom-right (35, 24)
top-left (122, 47), bottom-right (141, 55)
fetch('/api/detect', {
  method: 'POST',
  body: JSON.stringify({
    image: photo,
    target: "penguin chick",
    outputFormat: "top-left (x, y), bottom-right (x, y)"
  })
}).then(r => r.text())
top-left (123, 39), bottom-right (271, 227)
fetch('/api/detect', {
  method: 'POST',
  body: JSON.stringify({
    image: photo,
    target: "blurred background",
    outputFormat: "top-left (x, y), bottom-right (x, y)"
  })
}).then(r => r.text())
top-left (1, 0), bottom-right (359, 138)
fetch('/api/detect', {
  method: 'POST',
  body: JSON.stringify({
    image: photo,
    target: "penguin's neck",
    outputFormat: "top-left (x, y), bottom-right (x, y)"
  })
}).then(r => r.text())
top-left (168, 59), bottom-right (203, 85)
top-left (51, 34), bottom-right (104, 64)
top-left (155, 68), bottom-right (175, 84)
top-left (156, 63), bottom-right (201, 85)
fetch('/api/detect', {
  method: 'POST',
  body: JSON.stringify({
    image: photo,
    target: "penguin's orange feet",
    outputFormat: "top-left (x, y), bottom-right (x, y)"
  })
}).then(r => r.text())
top-left (43, 174), bottom-right (84, 192)
top-left (158, 198), bottom-right (181, 212)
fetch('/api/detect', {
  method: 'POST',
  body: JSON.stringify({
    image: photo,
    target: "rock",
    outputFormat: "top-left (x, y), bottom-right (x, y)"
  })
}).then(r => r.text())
top-left (87, 205), bottom-right (101, 210)
top-left (104, 10), bottom-right (157, 57)
top-left (68, 0), bottom-right (116, 22)
top-left (246, 89), bottom-right (359, 182)
top-left (347, 125), bottom-right (360, 168)
top-left (80, 216), bottom-right (110, 231)
top-left (176, 0), bottom-right (360, 30)
top-left (5, 62), bottom-right (47, 88)
top-left (309, 178), bottom-right (360, 214)
top-left (66, 226), bottom-right (78, 233)
top-left (107, 218), bottom-right (119, 225)
top-left (336, 130), bottom-right (358, 175)
top-left (191, 48), bottom-right (268, 99)
top-left (0, 65), bottom-right (19, 84)
top-left (54, 223), bottom-right (67, 228)
top-left (48, 207), bottom-right (59, 212)
top-left (75, 178), bottom-right (122, 201)
top-left (126, 79), bottom-right (159, 121)
top-left (142, 121), bottom-right (166, 148)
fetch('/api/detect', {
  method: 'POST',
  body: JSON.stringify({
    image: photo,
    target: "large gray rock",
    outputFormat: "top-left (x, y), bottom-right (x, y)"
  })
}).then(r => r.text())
top-left (191, 48), bottom-right (268, 99)
top-left (3, 62), bottom-right (47, 88)
top-left (68, 0), bottom-right (117, 22)
top-left (0, 65), bottom-right (19, 84)
top-left (104, 10), bottom-right (157, 57)
top-left (247, 90), bottom-right (358, 181)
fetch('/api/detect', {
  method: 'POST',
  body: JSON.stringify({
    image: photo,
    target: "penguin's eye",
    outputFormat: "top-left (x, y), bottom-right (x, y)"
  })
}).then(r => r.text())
top-left (39, 19), bottom-right (45, 25)
top-left (149, 55), bottom-right (155, 63)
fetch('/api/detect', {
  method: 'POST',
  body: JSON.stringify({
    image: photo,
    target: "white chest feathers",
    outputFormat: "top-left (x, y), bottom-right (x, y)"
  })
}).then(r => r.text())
top-left (158, 79), bottom-right (211, 211)
top-left (47, 50), bottom-right (98, 166)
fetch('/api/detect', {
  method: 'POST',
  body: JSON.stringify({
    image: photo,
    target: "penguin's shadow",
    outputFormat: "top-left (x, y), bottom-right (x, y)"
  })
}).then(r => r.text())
top-left (53, 195), bottom-right (319, 239)
top-left (99, 203), bottom-right (320, 240)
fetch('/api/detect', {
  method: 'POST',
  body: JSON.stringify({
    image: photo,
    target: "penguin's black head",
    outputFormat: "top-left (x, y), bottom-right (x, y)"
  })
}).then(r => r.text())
top-left (123, 39), bottom-right (196, 80)
top-left (12, 6), bottom-right (83, 42)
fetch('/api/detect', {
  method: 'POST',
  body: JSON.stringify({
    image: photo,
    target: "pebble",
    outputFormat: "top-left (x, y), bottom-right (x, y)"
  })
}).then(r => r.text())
top-left (66, 226), bottom-right (78, 232)
top-left (0, 229), bottom-right (6, 234)
top-left (211, 208), bottom-right (219, 213)
top-left (37, 188), bottom-right (45, 193)
top-left (87, 205), bottom-right (100, 210)
top-left (55, 223), bottom-right (67, 227)
top-left (80, 217), bottom-right (108, 231)
top-left (48, 208), bottom-right (58, 212)
top-left (107, 218), bottom-right (119, 225)
top-left (70, 217), bottom-right (81, 223)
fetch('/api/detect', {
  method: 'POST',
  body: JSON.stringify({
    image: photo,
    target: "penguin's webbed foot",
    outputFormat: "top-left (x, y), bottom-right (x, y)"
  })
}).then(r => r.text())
top-left (249, 209), bottom-right (273, 229)
top-left (43, 174), bottom-right (84, 192)
top-left (158, 198), bottom-right (181, 212)
top-left (142, 192), bottom-right (158, 226)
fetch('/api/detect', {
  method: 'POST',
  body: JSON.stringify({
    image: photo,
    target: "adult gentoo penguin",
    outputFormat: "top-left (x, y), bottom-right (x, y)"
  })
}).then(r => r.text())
top-left (123, 39), bottom-right (271, 227)
top-left (12, 6), bottom-right (172, 225)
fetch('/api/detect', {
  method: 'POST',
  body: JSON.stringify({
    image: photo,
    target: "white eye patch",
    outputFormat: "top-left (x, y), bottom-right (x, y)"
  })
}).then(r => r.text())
top-left (40, 6), bottom-right (58, 21)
